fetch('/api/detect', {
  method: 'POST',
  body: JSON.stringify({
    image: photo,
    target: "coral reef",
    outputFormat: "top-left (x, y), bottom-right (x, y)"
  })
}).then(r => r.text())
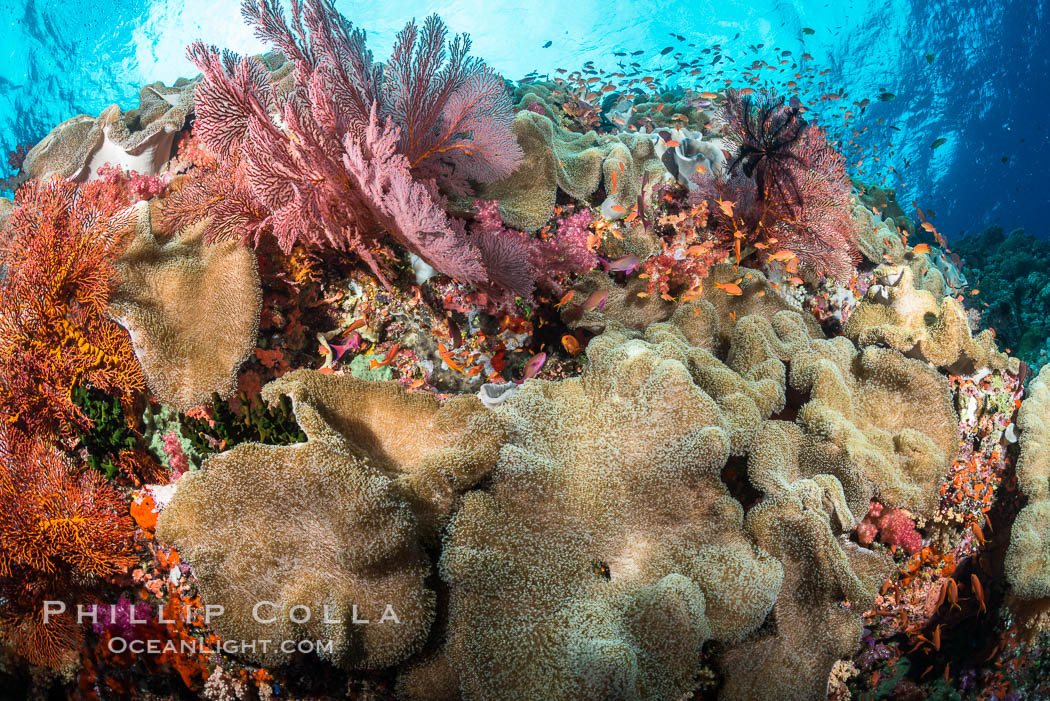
top-left (439, 315), bottom-right (785, 701)
top-left (168, 0), bottom-right (521, 289)
top-left (0, 178), bottom-right (143, 443)
top-left (157, 370), bottom-right (506, 669)
top-left (3, 9), bottom-right (1042, 701)
top-left (22, 98), bottom-right (188, 182)
top-left (0, 429), bottom-right (135, 669)
top-left (480, 109), bottom-right (667, 231)
top-left (953, 225), bottom-right (1050, 370)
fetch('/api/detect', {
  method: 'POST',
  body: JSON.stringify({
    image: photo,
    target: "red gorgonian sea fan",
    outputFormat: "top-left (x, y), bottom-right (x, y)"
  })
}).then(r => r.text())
top-left (167, 0), bottom-right (524, 289)
top-left (0, 428), bottom-right (136, 668)
top-left (769, 125), bottom-right (860, 282)
top-left (715, 90), bottom-right (859, 282)
top-left (0, 179), bottom-right (144, 444)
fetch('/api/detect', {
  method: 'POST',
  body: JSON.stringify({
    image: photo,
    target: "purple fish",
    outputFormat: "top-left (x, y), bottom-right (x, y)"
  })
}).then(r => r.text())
top-left (522, 352), bottom-right (547, 381)
top-left (601, 255), bottom-right (639, 274)
top-left (331, 332), bottom-right (362, 360)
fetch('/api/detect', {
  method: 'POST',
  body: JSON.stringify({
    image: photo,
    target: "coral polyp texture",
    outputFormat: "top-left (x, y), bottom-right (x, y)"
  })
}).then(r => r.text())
top-left (107, 204), bottom-right (261, 410)
top-left (1006, 365), bottom-right (1050, 600)
top-left (439, 318), bottom-right (784, 701)
top-left (844, 264), bottom-right (1018, 376)
top-left (156, 370), bottom-right (506, 669)
top-left (3, 2), bottom-right (1047, 700)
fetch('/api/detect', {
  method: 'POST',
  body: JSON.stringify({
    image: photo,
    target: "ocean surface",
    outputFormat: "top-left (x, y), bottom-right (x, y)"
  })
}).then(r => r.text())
top-left (2, 0), bottom-right (1048, 241)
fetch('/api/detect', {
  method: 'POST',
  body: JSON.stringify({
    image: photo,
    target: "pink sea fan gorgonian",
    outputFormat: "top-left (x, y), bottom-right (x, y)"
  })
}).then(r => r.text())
top-left (170, 0), bottom-right (524, 289)
top-left (385, 14), bottom-right (523, 194)
top-left (769, 125), bottom-right (860, 282)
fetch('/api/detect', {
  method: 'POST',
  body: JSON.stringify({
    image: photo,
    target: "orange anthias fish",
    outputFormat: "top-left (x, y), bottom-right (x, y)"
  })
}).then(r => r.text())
top-left (577, 289), bottom-right (610, 311)
top-left (912, 243), bottom-right (932, 254)
top-left (554, 290), bottom-right (575, 309)
top-left (561, 334), bottom-right (581, 356)
top-left (971, 573), bottom-right (986, 614)
top-left (715, 282), bottom-right (743, 296)
top-left (369, 343), bottom-right (400, 370)
top-left (437, 342), bottom-right (465, 373)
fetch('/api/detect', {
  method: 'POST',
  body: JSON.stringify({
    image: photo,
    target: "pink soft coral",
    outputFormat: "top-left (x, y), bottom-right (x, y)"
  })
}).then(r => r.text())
top-left (469, 200), bottom-right (600, 303)
top-left (856, 501), bottom-right (923, 555)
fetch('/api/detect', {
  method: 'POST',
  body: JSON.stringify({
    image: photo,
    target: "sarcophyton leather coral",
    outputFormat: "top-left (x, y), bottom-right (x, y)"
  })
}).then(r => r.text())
top-left (481, 109), bottom-right (667, 231)
top-left (1005, 365), bottom-right (1050, 600)
top-left (156, 370), bottom-right (506, 669)
top-left (22, 86), bottom-right (192, 182)
top-left (783, 334), bottom-right (959, 517)
top-left (107, 203), bottom-right (261, 410)
top-left (844, 264), bottom-right (1018, 376)
top-left (438, 315), bottom-right (787, 701)
top-left (0, 178), bottom-right (144, 443)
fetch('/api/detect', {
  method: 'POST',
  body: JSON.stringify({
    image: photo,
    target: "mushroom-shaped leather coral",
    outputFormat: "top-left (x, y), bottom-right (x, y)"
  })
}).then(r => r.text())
top-left (438, 320), bottom-right (785, 701)
top-left (157, 370), bottom-right (506, 670)
top-left (1006, 365), bottom-right (1050, 600)
top-left (481, 110), bottom-right (667, 231)
top-left (718, 488), bottom-right (892, 701)
top-left (107, 204), bottom-right (261, 410)
top-left (23, 102), bottom-right (186, 183)
top-left (844, 264), bottom-right (1018, 376)
top-left (787, 335), bottom-right (959, 518)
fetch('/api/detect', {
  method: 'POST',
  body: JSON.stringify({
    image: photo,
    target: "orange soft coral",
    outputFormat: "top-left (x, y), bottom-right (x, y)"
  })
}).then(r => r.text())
top-left (0, 178), bottom-right (144, 444)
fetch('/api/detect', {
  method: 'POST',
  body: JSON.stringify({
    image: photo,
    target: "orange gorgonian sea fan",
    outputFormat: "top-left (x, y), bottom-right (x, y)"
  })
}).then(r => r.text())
top-left (0, 428), bottom-right (136, 668)
top-left (0, 178), bottom-right (145, 444)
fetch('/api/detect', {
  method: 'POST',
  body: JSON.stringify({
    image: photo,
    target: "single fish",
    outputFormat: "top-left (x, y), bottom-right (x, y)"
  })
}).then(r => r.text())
top-left (542, 40), bottom-right (552, 48)
top-left (912, 242), bottom-right (932, 254)
top-left (577, 289), bottom-right (610, 311)
top-left (369, 343), bottom-right (400, 370)
top-left (601, 255), bottom-right (639, 274)
top-left (931, 137), bottom-right (948, 149)
top-left (554, 290), bottom-right (575, 309)
top-left (802, 27), bottom-right (815, 35)
top-left (879, 92), bottom-right (896, 101)
top-left (660, 46), bottom-right (673, 55)
top-left (561, 334), bottom-right (581, 356)
top-left (522, 352), bottom-right (547, 380)
top-left (331, 332), bottom-right (362, 360)
top-left (715, 282), bottom-right (743, 295)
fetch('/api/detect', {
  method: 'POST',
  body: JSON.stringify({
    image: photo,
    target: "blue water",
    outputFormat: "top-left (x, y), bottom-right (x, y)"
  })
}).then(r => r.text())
top-left (2, 0), bottom-right (1048, 241)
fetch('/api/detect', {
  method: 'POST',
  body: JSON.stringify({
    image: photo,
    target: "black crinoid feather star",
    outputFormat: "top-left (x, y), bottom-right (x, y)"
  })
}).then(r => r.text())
top-left (722, 90), bottom-right (810, 213)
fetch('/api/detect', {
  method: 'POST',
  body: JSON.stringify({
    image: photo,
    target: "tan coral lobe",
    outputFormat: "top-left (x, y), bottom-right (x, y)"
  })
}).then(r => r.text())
top-left (107, 204), bottom-right (261, 410)
top-left (157, 370), bottom-right (505, 669)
